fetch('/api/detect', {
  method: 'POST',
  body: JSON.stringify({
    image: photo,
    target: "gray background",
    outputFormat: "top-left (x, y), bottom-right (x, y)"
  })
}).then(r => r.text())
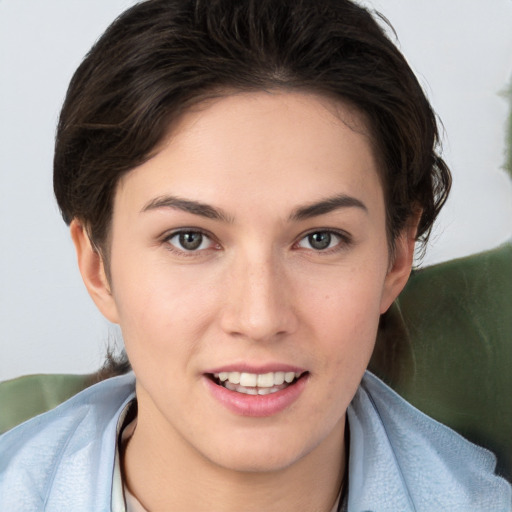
top-left (1, 0), bottom-right (511, 380)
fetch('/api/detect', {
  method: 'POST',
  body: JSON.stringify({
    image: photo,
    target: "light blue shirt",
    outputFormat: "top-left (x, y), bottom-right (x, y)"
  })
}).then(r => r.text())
top-left (0, 371), bottom-right (510, 511)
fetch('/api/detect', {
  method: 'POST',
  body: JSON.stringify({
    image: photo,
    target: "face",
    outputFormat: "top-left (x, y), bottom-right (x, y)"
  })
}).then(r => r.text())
top-left (75, 91), bottom-right (414, 474)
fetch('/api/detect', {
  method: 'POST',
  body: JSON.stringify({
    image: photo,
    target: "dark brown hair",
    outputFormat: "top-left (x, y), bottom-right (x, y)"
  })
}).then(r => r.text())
top-left (53, 0), bottom-right (451, 377)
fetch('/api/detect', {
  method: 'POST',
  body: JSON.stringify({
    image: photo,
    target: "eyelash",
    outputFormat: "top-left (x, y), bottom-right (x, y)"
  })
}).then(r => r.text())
top-left (162, 228), bottom-right (352, 255)
top-left (294, 229), bottom-right (353, 254)
top-left (163, 229), bottom-right (219, 256)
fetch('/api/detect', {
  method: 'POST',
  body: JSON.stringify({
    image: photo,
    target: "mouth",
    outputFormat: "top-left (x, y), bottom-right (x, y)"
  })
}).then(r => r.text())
top-left (207, 370), bottom-right (308, 396)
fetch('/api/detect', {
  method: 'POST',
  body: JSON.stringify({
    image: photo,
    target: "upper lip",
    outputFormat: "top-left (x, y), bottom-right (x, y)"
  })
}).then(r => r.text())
top-left (204, 363), bottom-right (307, 375)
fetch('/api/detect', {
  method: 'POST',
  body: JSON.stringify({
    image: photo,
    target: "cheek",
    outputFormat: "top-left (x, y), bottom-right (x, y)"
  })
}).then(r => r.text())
top-left (302, 262), bottom-right (385, 337)
top-left (109, 255), bottom-right (220, 364)
top-left (299, 263), bottom-right (385, 377)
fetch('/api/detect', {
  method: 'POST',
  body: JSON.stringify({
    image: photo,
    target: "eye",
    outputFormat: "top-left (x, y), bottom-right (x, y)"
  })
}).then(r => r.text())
top-left (166, 231), bottom-right (214, 252)
top-left (296, 231), bottom-right (347, 251)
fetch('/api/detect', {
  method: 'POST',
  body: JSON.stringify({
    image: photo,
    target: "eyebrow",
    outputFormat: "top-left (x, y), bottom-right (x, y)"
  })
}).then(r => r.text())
top-left (141, 193), bottom-right (367, 223)
top-left (141, 195), bottom-right (233, 223)
top-left (289, 193), bottom-right (368, 221)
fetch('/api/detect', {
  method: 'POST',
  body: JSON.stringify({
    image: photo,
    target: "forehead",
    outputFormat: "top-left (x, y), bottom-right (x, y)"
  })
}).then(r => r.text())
top-left (115, 91), bottom-right (383, 219)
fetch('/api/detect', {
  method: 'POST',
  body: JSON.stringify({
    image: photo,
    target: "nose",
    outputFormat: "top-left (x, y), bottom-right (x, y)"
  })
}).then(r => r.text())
top-left (219, 251), bottom-right (298, 343)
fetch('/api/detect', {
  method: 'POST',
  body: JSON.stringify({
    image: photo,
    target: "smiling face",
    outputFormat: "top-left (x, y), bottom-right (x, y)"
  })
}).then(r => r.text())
top-left (73, 91), bottom-right (415, 481)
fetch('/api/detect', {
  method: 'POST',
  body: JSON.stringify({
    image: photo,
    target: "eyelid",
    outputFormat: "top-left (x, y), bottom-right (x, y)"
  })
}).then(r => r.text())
top-left (294, 228), bottom-right (353, 252)
top-left (159, 227), bottom-right (352, 255)
top-left (162, 228), bottom-right (220, 254)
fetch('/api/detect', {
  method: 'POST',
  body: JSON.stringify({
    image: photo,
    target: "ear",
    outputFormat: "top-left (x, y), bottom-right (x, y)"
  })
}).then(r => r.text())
top-left (70, 219), bottom-right (120, 324)
top-left (379, 216), bottom-right (420, 314)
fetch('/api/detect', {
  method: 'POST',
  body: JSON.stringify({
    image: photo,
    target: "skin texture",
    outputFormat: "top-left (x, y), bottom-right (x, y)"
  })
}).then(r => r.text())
top-left (71, 91), bottom-right (417, 511)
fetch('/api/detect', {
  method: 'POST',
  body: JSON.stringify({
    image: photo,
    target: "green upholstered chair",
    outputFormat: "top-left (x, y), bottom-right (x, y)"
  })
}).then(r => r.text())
top-left (0, 373), bottom-right (94, 434)
top-left (1, 241), bottom-right (511, 481)
top-left (369, 241), bottom-right (512, 481)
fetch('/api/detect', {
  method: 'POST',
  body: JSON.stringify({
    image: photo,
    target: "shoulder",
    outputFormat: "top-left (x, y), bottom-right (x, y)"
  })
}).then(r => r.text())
top-left (346, 371), bottom-right (512, 512)
top-left (0, 373), bottom-right (136, 511)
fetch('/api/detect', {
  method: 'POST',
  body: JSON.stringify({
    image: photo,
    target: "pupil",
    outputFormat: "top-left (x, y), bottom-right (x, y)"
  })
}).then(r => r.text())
top-left (309, 232), bottom-right (331, 250)
top-left (179, 232), bottom-right (202, 250)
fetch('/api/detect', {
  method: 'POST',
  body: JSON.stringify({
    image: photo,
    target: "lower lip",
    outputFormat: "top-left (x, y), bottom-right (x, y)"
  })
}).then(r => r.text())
top-left (203, 374), bottom-right (309, 417)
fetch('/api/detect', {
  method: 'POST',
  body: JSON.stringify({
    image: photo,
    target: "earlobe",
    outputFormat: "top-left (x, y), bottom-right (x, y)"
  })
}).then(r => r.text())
top-left (379, 219), bottom-right (419, 314)
top-left (70, 219), bottom-right (120, 324)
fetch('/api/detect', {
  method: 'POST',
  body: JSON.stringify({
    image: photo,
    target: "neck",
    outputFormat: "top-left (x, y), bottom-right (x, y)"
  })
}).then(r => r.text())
top-left (122, 393), bottom-right (347, 512)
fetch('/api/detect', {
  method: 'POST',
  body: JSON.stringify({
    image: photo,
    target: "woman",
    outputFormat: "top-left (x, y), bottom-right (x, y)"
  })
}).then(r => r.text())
top-left (0, 0), bottom-right (510, 510)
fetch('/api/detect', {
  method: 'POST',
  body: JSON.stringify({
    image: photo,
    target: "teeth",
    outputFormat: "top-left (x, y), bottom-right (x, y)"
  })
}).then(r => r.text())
top-left (284, 372), bottom-right (296, 383)
top-left (228, 372), bottom-right (240, 384)
top-left (257, 372), bottom-right (274, 387)
top-left (274, 372), bottom-right (285, 385)
top-left (213, 370), bottom-right (304, 389)
top-left (223, 380), bottom-right (291, 396)
top-left (239, 373), bottom-right (258, 387)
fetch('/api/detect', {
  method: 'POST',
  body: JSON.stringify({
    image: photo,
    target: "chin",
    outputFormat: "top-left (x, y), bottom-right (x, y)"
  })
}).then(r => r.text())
top-left (211, 450), bottom-right (303, 474)
top-left (201, 427), bottom-right (323, 475)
